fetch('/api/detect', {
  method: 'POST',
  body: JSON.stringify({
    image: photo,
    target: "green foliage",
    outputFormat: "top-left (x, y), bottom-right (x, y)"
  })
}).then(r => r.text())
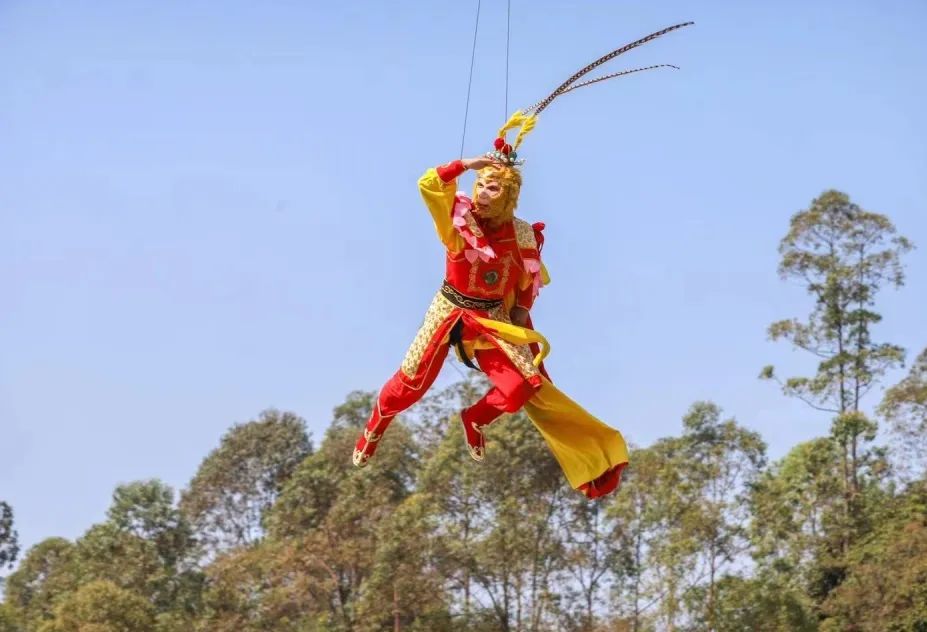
top-left (107, 480), bottom-right (194, 568)
top-left (3, 538), bottom-right (78, 630)
top-left (760, 189), bottom-right (915, 612)
top-left (679, 403), bottom-right (767, 629)
top-left (202, 391), bottom-right (423, 631)
top-left (750, 439), bottom-right (843, 574)
top-left (355, 493), bottom-right (452, 631)
top-left (880, 347), bottom-right (927, 427)
top-left (42, 580), bottom-right (155, 632)
top-left (820, 480), bottom-right (927, 631)
top-left (604, 403), bottom-right (766, 631)
top-left (879, 347), bottom-right (927, 479)
top-left (706, 573), bottom-right (817, 632)
top-left (180, 409), bottom-right (312, 553)
top-left (763, 189), bottom-right (911, 414)
top-left (0, 503), bottom-right (18, 571)
top-left (196, 540), bottom-right (309, 632)
top-left (0, 603), bottom-right (23, 632)
top-left (264, 393), bottom-right (379, 538)
top-left (606, 442), bottom-right (667, 630)
top-left (6, 376), bottom-right (927, 631)
top-left (427, 409), bottom-right (565, 631)
top-left (2, 480), bottom-right (204, 629)
top-left (72, 523), bottom-right (164, 601)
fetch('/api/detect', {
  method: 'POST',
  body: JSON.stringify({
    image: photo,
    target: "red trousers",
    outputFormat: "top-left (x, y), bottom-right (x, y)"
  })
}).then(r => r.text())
top-left (359, 343), bottom-right (540, 453)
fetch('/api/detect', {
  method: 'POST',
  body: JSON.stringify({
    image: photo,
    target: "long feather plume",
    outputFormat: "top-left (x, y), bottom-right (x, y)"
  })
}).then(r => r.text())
top-left (528, 21), bottom-right (693, 116)
top-left (522, 64), bottom-right (680, 113)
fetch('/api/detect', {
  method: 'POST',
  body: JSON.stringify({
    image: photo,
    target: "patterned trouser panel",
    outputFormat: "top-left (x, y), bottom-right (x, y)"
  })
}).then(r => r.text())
top-left (372, 291), bottom-right (539, 426)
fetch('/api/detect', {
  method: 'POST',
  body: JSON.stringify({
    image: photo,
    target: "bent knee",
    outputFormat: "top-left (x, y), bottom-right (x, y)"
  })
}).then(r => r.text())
top-left (501, 382), bottom-right (539, 413)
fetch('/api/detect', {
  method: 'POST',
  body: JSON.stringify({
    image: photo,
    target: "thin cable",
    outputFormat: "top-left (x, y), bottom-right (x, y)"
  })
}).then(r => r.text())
top-left (505, 0), bottom-right (511, 119)
top-left (460, 0), bottom-right (482, 159)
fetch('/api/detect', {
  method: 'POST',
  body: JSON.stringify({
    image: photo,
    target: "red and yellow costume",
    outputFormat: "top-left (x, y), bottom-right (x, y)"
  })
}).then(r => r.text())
top-left (347, 21), bottom-right (702, 498)
top-left (353, 156), bottom-right (628, 499)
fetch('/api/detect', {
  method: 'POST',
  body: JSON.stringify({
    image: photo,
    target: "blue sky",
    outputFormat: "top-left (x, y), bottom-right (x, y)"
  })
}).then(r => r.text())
top-left (2, 0), bottom-right (925, 561)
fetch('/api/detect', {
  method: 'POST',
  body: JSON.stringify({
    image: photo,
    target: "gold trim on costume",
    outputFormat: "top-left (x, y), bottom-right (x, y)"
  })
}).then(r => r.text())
top-left (499, 256), bottom-right (513, 291)
top-left (485, 305), bottom-right (540, 379)
top-left (464, 212), bottom-right (485, 239)
top-left (468, 260), bottom-right (478, 292)
top-left (400, 292), bottom-right (457, 378)
top-left (353, 448), bottom-right (370, 468)
top-left (514, 218), bottom-right (538, 250)
top-left (461, 417), bottom-right (485, 462)
top-left (441, 282), bottom-right (503, 310)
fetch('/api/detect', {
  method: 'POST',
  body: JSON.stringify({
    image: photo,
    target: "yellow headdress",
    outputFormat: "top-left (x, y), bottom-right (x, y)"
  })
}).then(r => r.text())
top-left (485, 110), bottom-right (537, 166)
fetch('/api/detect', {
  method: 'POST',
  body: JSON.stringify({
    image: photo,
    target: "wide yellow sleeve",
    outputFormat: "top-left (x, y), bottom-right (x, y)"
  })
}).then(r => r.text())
top-left (418, 167), bottom-right (464, 252)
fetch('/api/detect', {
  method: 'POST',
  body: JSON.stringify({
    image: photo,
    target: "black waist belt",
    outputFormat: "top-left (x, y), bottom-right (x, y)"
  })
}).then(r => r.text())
top-left (442, 281), bottom-right (501, 372)
top-left (441, 281), bottom-right (502, 311)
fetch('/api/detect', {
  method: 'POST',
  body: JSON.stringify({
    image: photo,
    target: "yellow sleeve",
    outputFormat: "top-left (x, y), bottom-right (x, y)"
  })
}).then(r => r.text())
top-left (418, 167), bottom-right (464, 252)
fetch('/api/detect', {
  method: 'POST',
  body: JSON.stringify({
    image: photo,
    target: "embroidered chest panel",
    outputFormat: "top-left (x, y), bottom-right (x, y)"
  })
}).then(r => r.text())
top-left (466, 252), bottom-right (519, 296)
top-left (445, 217), bottom-right (540, 299)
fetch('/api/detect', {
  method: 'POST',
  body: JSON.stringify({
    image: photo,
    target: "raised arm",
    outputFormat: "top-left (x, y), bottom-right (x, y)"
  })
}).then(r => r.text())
top-left (418, 156), bottom-right (501, 251)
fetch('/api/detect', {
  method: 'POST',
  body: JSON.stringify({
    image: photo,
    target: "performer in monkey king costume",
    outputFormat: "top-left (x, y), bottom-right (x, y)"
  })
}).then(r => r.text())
top-left (353, 112), bottom-right (628, 498)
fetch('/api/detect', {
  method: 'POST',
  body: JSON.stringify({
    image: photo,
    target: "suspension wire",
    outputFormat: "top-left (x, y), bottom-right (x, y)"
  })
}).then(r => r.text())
top-left (459, 0), bottom-right (482, 159)
top-left (505, 0), bottom-right (511, 119)
top-left (452, 2), bottom-right (514, 377)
